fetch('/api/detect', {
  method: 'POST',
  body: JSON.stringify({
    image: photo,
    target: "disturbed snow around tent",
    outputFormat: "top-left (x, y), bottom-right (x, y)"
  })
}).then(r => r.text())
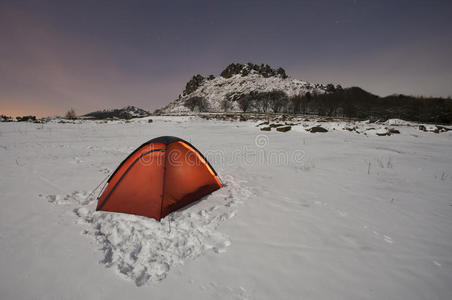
top-left (47, 175), bottom-right (250, 286)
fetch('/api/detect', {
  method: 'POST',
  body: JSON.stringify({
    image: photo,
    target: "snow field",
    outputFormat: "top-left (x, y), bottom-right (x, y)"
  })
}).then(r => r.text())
top-left (0, 116), bottom-right (451, 299)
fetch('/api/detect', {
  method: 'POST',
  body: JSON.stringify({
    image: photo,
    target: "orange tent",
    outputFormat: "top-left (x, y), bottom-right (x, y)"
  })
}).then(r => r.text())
top-left (96, 136), bottom-right (222, 220)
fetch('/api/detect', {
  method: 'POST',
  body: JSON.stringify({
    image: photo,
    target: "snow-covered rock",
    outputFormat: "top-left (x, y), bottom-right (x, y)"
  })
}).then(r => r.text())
top-left (84, 105), bottom-right (150, 119)
top-left (159, 73), bottom-right (325, 113)
top-left (384, 119), bottom-right (415, 126)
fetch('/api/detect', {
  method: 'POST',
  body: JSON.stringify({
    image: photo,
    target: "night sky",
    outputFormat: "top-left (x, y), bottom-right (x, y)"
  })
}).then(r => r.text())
top-left (1, 0), bottom-right (451, 117)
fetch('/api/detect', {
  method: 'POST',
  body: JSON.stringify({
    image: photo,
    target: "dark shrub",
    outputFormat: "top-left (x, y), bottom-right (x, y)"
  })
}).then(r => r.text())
top-left (16, 115), bottom-right (36, 122)
top-left (184, 96), bottom-right (209, 112)
top-left (65, 108), bottom-right (77, 119)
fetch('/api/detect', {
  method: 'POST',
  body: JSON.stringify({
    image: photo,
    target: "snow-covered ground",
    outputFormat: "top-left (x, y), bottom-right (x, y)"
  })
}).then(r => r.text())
top-left (1, 116), bottom-right (451, 299)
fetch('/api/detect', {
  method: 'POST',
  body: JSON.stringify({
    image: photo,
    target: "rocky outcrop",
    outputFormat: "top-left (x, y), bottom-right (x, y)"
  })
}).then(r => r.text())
top-left (220, 63), bottom-right (287, 79)
top-left (84, 106), bottom-right (150, 119)
top-left (276, 126), bottom-right (292, 132)
top-left (307, 126), bottom-right (328, 133)
top-left (183, 74), bottom-right (215, 96)
top-left (158, 63), bottom-right (319, 114)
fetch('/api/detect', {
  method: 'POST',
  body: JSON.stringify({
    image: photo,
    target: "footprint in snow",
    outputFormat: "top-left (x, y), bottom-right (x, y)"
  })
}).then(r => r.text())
top-left (383, 235), bottom-right (393, 244)
top-left (46, 174), bottom-right (250, 286)
top-left (337, 210), bottom-right (347, 217)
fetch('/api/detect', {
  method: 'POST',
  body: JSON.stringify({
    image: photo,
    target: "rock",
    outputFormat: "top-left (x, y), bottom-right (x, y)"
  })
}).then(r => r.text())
top-left (436, 125), bottom-right (452, 132)
top-left (148, 119), bottom-right (153, 123)
top-left (270, 123), bottom-right (284, 128)
top-left (388, 128), bottom-right (400, 134)
top-left (418, 124), bottom-right (451, 133)
top-left (260, 126), bottom-right (271, 131)
top-left (308, 126), bottom-right (328, 133)
top-left (376, 128), bottom-right (391, 136)
top-left (220, 63), bottom-right (288, 79)
top-left (183, 74), bottom-right (205, 95)
top-left (276, 126), bottom-right (291, 132)
top-left (318, 118), bottom-right (335, 122)
top-left (256, 121), bottom-right (269, 127)
top-left (376, 131), bottom-right (391, 136)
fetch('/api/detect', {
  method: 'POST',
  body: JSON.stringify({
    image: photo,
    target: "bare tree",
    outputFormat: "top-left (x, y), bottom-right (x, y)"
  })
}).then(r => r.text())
top-left (238, 96), bottom-right (252, 112)
top-left (65, 108), bottom-right (77, 119)
top-left (269, 91), bottom-right (288, 113)
top-left (221, 98), bottom-right (232, 112)
top-left (290, 95), bottom-right (303, 114)
top-left (184, 96), bottom-right (209, 112)
top-left (257, 96), bottom-right (270, 113)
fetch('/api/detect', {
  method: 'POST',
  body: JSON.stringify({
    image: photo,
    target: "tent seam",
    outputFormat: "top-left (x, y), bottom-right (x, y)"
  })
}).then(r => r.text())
top-left (97, 149), bottom-right (165, 210)
top-left (159, 145), bottom-right (168, 220)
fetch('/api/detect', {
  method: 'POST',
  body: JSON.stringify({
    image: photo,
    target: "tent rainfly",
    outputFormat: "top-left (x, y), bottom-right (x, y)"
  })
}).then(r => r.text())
top-left (96, 136), bottom-right (222, 220)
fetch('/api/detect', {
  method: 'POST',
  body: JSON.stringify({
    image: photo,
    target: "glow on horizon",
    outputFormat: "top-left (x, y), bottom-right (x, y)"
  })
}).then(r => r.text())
top-left (1, 101), bottom-right (63, 118)
top-left (1, 1), bottom-right (452, 117)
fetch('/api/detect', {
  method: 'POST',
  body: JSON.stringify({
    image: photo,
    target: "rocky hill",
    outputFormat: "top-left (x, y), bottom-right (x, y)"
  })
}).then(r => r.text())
top-left (156, 63), bottom-right (327, 114)
top-left (156, 63), bottom-right (452, 124)
top-left (83, 106), bottom-right (150, 119)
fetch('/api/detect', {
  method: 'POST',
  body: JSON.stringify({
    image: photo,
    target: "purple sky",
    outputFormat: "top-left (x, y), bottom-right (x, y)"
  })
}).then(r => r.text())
top-left (1, 0), bottom-right (452, 117)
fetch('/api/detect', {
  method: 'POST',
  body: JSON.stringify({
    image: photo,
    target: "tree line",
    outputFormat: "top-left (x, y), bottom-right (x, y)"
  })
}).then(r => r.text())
top-left (183, 87), bottom-right (452, 124)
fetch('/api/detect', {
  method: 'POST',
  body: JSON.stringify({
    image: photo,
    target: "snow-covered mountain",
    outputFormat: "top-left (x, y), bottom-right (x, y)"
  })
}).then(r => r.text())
top-left (84, 105), bottom-right (150, 119)
top-left (157, 63), bottom-right (326, 114)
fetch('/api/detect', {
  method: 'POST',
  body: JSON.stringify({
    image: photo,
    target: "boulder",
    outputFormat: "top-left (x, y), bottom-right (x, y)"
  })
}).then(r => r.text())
top-left (376, 131), bottom-right (391, 136)
top-left (256, 121), bottom-right (269, 127)
top-left (308, 126), bottom-right (328, 133)
top-left (436, 125), bottom-right (452, 132)
top-left (220, 63), bottom-right (288, 79)
top-left (183, 74), bottom-right (205, 95)
top-left (260, 126), bottom-right (271, 131)
top-left (388, 128), bottom-right (400, 134)
top-left (276, 126), bottom-right (291, 132)
top-left (418, 124), bottom-right (451, 133)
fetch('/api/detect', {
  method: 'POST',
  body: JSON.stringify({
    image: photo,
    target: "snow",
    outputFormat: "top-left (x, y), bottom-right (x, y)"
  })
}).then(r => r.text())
top-left (1, 117), bottom-right (452, 299)
top-left (162, 73), bottom-right (323, 113)
top-left (47, 175), bottom-right (248, 286)
top-left (383, 118), bottom-right (415, 126)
